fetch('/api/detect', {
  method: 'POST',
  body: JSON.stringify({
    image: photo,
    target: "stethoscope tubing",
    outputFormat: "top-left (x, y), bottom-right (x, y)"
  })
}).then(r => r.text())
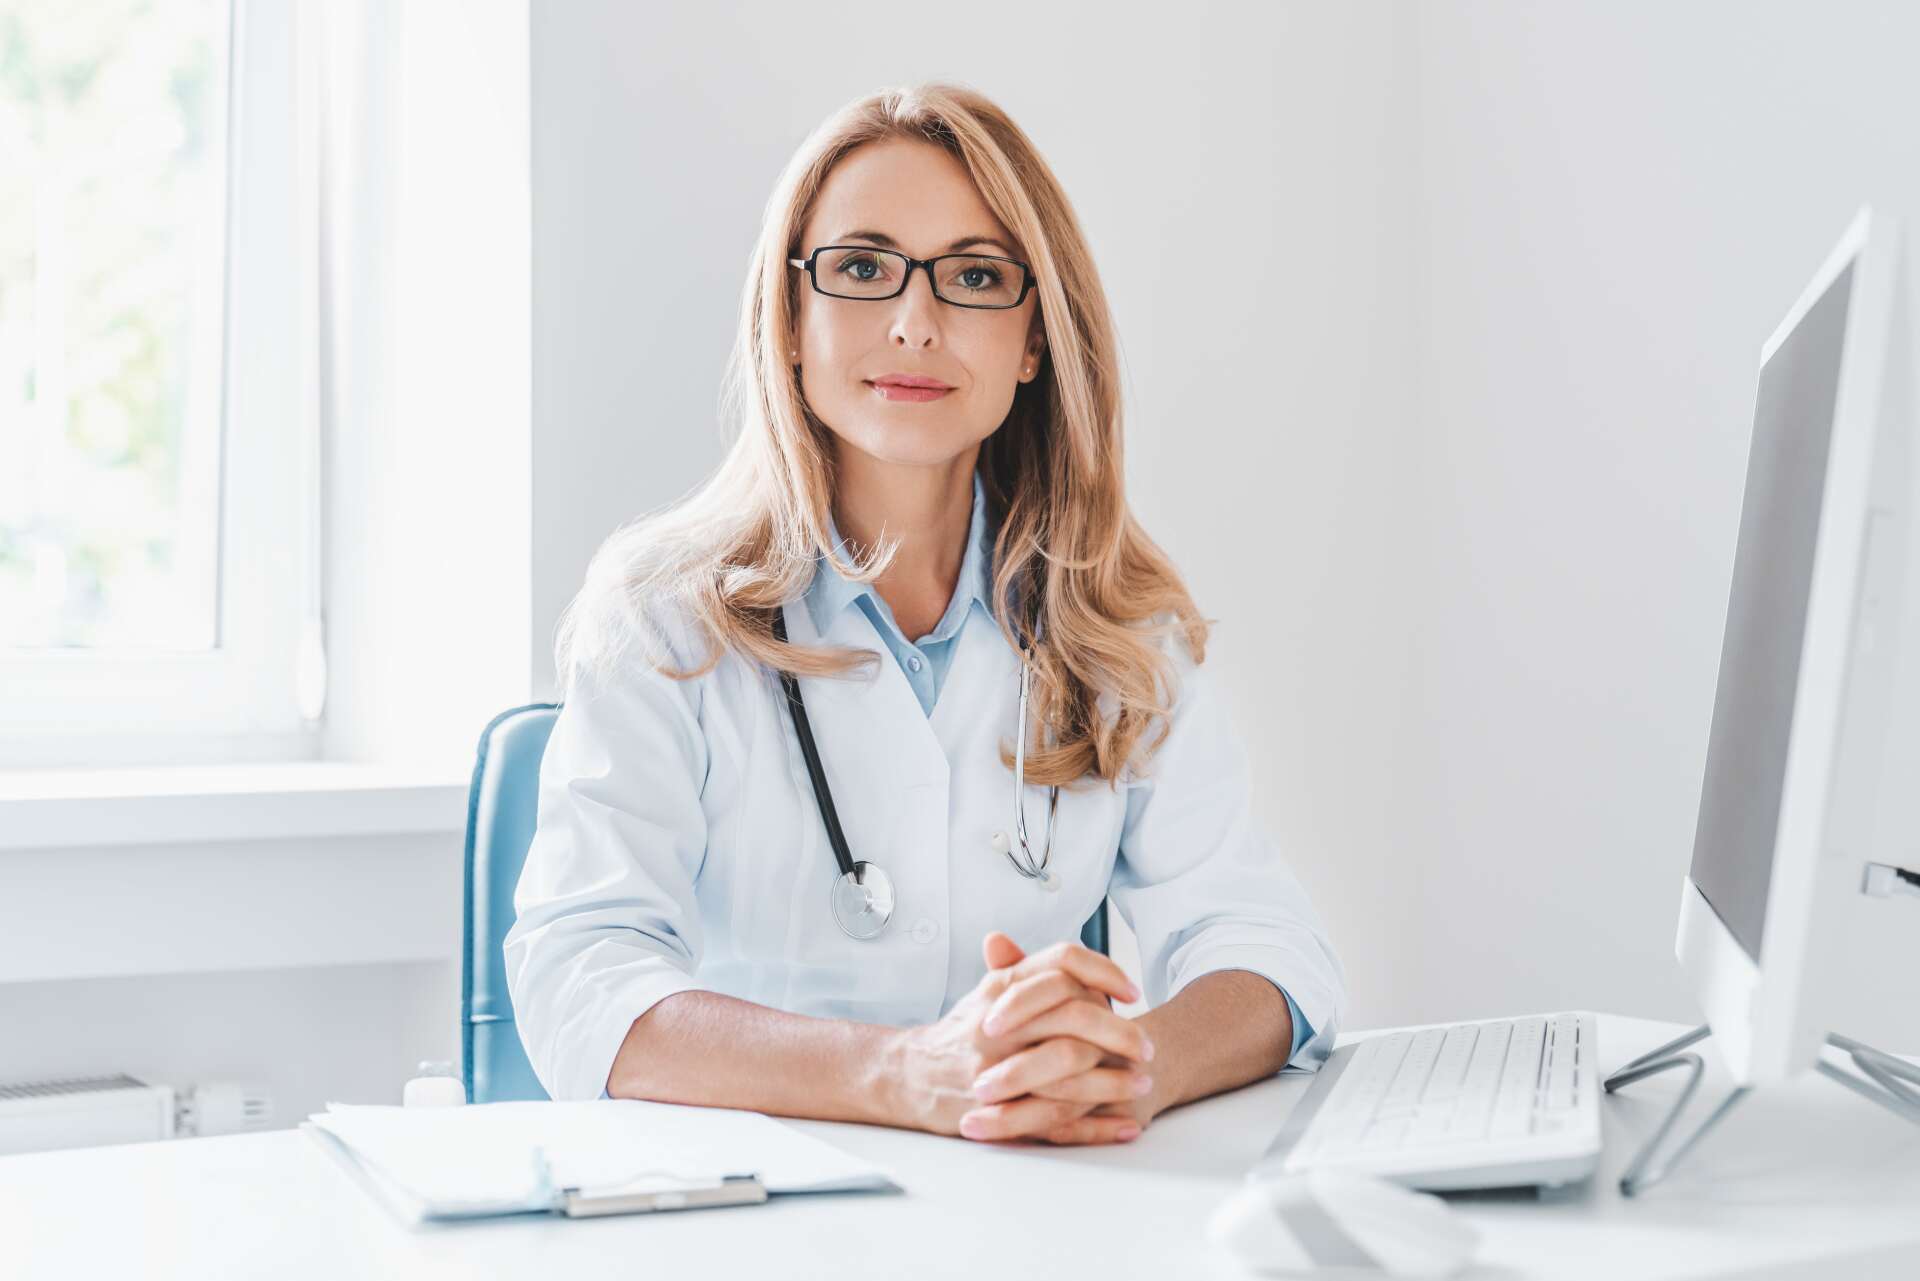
top-left (773, 660), bottom-right (859, 881)
top-left (772, 604), bottom-right (1060, 939)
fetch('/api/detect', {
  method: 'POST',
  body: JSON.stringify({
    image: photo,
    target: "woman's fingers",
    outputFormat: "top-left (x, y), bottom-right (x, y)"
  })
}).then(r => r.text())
top-left (958, 1094), bottom-right (1096, 1142)
top-left (990, 998), bottom-right (1155, 1066)
top-left (958, 1094), bottom-right (1144, 1145)
top-left (1039, 1113), bottom-right (1144, 1146)
top-left (970, 1036), bottom-right (1103, 1105)
top-left (980, 969), bottom-right (1100, 1037)
top-left (980, 930), bottom-right (1026, 972)
top-left (1028, 1066), bottom-right (1154, 1106)
top-left (1004, 941), bottom-right (1140, 1005)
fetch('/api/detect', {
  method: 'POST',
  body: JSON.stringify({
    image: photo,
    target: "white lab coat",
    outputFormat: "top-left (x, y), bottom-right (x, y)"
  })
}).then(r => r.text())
top-left (504, 590), bottom-right (1347, 1103)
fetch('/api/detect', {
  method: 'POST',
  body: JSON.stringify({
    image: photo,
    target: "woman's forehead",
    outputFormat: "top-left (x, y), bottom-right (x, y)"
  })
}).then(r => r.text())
top-left (805, 140), bottom-right (1017, 257)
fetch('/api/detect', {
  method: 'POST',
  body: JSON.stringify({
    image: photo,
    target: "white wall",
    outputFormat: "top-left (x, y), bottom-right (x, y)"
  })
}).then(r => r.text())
top-left (528, 0), bottom-right (1421, 1030)
top-left (531, 0), bottom-right (1920, 1046)
top-left (0, 961), bottom-right (455, 1125)
top-left (1396, 0), bottom-right (1920, 1048)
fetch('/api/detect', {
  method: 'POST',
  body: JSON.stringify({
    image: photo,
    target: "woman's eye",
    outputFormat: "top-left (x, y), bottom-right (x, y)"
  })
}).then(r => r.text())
top-left (837, 254), bottom-right (883, 279)
top-left (959, 266), bottom-right (1001, 289)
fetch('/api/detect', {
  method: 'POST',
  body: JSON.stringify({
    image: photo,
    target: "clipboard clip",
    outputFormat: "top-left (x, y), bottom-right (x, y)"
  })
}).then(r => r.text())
top-left (558, 1174), bottom-right (769, 1218)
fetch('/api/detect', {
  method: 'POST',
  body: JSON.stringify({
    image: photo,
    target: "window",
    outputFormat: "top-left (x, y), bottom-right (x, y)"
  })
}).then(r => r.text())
top-left (0, 0), bottom-right (318, 767)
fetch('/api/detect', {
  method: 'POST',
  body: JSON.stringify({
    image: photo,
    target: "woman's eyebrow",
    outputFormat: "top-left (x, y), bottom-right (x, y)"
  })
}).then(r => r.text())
top-left (837, 229), bottom-right (1015, 256)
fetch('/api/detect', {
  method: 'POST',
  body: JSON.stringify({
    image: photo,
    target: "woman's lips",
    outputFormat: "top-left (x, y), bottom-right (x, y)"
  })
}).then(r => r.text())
top-left (867, 380), bottom-right (951, 403)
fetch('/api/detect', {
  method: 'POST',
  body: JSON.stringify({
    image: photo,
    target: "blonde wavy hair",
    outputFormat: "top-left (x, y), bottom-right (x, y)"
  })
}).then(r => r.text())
top-left (556, 82), bottom-right (1210, 787)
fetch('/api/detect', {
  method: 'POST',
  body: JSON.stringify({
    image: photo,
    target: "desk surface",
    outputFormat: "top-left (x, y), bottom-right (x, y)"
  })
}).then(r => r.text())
top-left (4, 1013), bottom-right (1918, 1281)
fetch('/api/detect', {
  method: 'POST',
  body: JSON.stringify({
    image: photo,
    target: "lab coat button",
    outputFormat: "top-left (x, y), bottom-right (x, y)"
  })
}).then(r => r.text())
top-left (910, 918), bottom-right (939, 944)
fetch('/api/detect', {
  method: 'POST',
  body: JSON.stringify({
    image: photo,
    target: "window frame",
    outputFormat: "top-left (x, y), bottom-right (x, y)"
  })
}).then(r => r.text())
top-left (0, 0), bottom-right (322, 769)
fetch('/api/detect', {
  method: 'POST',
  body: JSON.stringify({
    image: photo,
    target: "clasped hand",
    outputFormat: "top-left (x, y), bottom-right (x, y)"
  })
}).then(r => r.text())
top-left (889, 931), bottom-right (1158, 1146)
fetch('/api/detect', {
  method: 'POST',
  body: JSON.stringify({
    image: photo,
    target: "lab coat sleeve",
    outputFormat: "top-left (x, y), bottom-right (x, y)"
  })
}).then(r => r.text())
top-left (1107, 640), bottom-right (1348, 1071)
top-left (502, 626), bottom-right (711, 1103)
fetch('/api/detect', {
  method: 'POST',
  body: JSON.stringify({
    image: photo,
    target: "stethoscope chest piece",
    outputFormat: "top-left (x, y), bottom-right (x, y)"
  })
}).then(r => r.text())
top-left (830, 861), bottom-right (895, 940)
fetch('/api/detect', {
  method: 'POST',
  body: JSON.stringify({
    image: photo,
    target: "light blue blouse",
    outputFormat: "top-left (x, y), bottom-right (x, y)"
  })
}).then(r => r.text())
top-left (805, 473), bottom-right (1313, 1063)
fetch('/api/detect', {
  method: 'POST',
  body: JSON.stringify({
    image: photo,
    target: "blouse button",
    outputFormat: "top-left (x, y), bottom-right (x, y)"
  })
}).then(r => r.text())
top-left (907, 654), bottom-right (923, 672)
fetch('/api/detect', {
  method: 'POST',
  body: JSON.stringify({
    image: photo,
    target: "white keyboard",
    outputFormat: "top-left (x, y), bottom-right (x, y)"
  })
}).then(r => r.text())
top-left (1258, 1011), bottom-right (1602, 1191)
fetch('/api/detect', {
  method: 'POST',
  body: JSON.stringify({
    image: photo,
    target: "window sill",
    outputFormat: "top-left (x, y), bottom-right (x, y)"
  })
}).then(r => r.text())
top-left (0, 762), bottom-right (471, 851)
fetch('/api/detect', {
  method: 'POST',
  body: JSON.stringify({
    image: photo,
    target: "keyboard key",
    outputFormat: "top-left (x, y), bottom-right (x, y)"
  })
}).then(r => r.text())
top-left (1379, 1028), bottom-right (1447, 1115)
top-left (1545, 1023), bottom-right (1578, 1110)
top-left (1449, 1021), bottom-right (1512, 1138)
top-left (1408, 1106), bottom-right (1456, 1144)
top-left (1337, 1033), bottom-right (1412, 1119)
top-left (1359, 1117), bottom-right (1409, 1150)
top-left (1489, 1018), bottom-right (1547, 1138)
top-left (1423, 1025), bottom-right (1480, 1104)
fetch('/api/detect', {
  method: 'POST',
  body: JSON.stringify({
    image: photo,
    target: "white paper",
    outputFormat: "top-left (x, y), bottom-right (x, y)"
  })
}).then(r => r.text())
top-left (304, 1098), bottom-right (900, 1223)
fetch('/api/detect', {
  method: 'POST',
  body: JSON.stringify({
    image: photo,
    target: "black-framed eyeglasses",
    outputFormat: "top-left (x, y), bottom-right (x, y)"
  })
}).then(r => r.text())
top-left (788, 245), bottom-right (1037, 310)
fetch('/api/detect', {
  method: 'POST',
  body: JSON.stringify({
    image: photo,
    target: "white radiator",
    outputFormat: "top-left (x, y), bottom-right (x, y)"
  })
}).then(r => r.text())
top-left (0, 1075), bottom-right (273, 1155)
top-left (0, 1075), bottom-right (175, 1155)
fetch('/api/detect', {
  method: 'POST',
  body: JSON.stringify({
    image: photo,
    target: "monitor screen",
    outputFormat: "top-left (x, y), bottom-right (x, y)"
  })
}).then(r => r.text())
top-left (1688, 261), bottom-right (1854, 964)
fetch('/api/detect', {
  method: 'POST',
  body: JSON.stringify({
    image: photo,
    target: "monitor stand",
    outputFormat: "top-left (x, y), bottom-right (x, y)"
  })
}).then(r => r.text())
top-left (1601, 1025), bottom-right (1920, 1196)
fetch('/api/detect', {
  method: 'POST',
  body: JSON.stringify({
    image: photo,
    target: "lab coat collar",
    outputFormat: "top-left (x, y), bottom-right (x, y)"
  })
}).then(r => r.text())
top-left (805, 469), bottom-right (992, 641)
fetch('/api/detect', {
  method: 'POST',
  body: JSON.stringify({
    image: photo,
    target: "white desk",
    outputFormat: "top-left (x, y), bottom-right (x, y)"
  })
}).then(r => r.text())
top-left (5, 1013), bottom-right (1918, 1280)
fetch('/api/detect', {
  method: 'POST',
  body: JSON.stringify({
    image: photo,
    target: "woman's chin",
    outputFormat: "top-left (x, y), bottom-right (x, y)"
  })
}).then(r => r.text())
top-left (838, 426), bottom-right (983, 470)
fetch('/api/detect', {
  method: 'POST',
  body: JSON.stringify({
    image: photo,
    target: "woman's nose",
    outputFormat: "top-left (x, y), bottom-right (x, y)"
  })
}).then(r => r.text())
top-left (888, 263), bottom-right (944, 347)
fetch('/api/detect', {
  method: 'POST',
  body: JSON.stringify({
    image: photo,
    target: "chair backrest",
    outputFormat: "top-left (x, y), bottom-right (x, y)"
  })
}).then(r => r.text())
top-left (462, 703), bottom-right (561, 1104)
top-left (460, 702), bottom-right (1110, 1104)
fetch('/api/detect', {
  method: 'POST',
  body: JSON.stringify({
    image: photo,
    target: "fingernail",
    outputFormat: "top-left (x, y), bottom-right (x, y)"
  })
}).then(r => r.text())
top-left (1132, 1074), bottom-right (1154, 1096)
top-left (981, 1015), bottom-right (1003, 1036)
top-left (972, 1075), bottom-right (1001, 1100)
top-left (1125, 983), bottom-right (1141, 1002)
top-left (1143, 1038), bottom-right (1156, 1062)
top-left (960, 1114), bottom-right (987, 1139)
top-left (1117, 1124), bottom-right (1141, 1141)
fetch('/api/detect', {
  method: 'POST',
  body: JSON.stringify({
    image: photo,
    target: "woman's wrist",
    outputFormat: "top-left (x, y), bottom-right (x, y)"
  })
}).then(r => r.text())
top-left (862, 1023), bottom-right (922, 1130)
top-left (1120, 971), bottom-right (1292, 1123)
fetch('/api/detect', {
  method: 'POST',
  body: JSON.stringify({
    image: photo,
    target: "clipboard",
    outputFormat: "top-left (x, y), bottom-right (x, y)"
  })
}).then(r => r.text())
top-left (303, 1099), bottom-right (899, 1227)
top-left (558, 1173), bottom-right (769, 1217)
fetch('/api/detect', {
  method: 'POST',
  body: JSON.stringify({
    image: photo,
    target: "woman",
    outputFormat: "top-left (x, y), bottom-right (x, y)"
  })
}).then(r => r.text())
top-left (505, 83), bottom-right (1345, 1147)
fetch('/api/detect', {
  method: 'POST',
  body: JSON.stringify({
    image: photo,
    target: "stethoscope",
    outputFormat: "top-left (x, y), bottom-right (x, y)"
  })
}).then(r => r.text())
top-left (772, 607), bottom-right (1061, 941)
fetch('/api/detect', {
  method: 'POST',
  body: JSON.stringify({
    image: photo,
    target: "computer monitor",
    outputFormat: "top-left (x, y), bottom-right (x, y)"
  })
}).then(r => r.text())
top-left (1677, 205), bottom-right (1916, 1087)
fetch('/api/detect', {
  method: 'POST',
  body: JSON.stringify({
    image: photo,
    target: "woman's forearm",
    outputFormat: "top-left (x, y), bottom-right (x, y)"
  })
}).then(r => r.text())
top-left (1132, 969), bottom-right (1294, 1119)
top-left (606, 990), bottom-right (906, 1127)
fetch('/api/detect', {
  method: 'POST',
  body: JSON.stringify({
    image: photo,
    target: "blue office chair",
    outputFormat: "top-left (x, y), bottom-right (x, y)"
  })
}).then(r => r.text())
top-left (461, 702), bottom-right (1110, 1104)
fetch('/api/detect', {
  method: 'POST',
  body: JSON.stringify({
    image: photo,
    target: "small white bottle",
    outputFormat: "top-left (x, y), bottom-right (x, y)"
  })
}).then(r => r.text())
top-left (402, 1059), bottom-right (467, 1107)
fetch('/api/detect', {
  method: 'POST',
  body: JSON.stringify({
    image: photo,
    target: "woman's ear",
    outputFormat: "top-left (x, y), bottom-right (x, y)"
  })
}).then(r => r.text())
top-left (1023, 335), bottom-right (1046, 379)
